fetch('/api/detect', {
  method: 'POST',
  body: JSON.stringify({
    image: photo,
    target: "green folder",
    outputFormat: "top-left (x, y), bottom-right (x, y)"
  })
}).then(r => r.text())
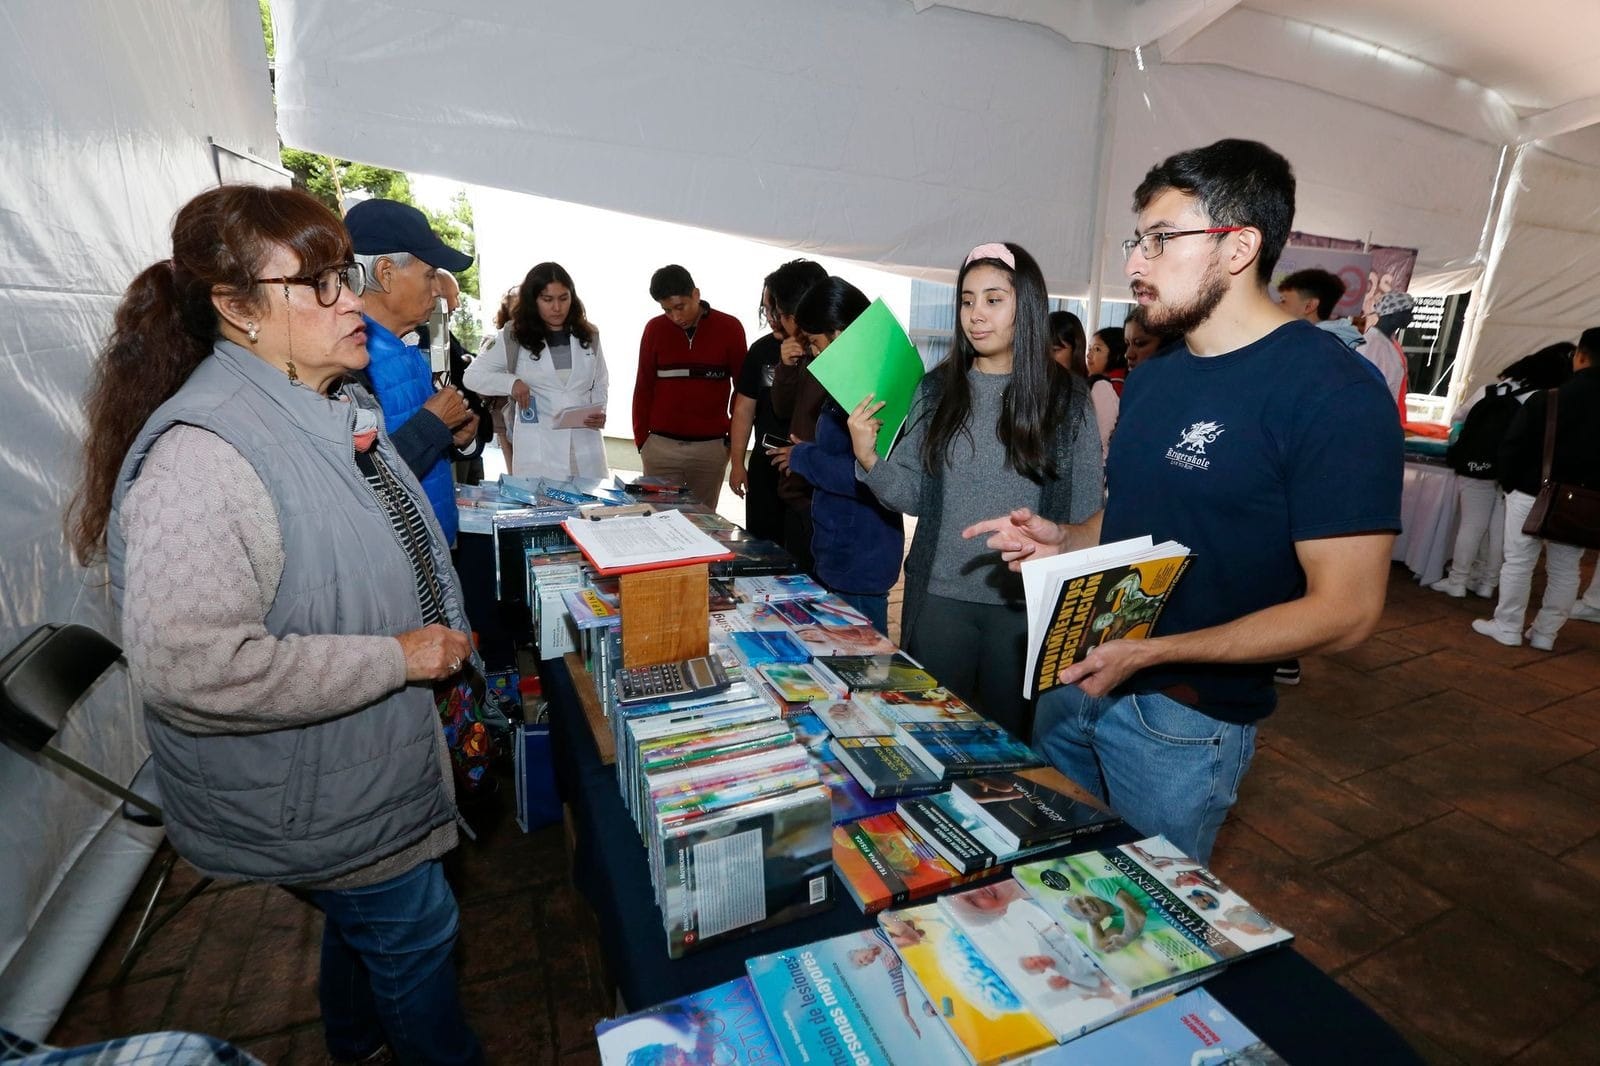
top-left (806, 298), bottom-right (924, 460)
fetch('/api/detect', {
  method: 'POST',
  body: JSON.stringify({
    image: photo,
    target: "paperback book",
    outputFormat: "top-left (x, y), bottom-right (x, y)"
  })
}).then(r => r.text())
top-left (728, 629), bottom-right (812, 667)
top-left (894, 721), bottom-right (1045, 779)
top-left (814, 699), bottom-right (894, 740)
top-left (757, 661), bottom-right (845, 705)
top-left (1021, 536), bottom-right (1192, 699)
top-left (595, 976), bottom-right (780, 1066)
top-left (787, 622), bottom-right (898, 657)
top-left (893, 793), bottom-right (1066, 874)
top-left (856, 687), bottom-right (980, 725)
top-left (830, 736), bottom-right (943, 798)
top-left (876, 902), bottom-right (1055, 1065)
top-left (735, 573), bottom-right (829, 603)
top-left (948, 768), bottom-right (1120, 852)
top-left (832, 812), bottom-right (978, 914)
top-left (813, 653), bottom-right (940, 693)
top-left (1024, 987), bottom-right (1286, 1064)
top-left (936, 881), bottom-right (1184, 1043)
top-left (745, 928), bottom-right (966, 1066)
top-left (1012, 836), bottom-right (1292, 996)
top-left (786, 710), bottom-right (897, 824)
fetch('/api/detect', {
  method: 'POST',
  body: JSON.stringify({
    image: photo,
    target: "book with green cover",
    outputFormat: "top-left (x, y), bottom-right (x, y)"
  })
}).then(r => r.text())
top-left (813, 653), bottom-right (940, 693)
top-left (806, 298), bottom-right (924, 460)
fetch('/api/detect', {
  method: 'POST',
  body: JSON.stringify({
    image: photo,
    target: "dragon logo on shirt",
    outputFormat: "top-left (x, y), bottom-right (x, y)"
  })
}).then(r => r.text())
top-left (1166, 420), bottom-right (1224, 471)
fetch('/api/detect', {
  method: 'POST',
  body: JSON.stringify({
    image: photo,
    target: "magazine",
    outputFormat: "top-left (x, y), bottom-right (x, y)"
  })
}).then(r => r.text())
top-left (1023, 987), bottom-right (1287, 1064)
top-left (746, 929), bottom-right (966, 1066)
top-left (1020, 536), bottom-right (1192, 698)
top-left (595, 976), bottom-right (780, 1066)
top-left (876, 902), bottom-right (1055, 1065)
top-left (1012, 836), bottom-right (1292, 996)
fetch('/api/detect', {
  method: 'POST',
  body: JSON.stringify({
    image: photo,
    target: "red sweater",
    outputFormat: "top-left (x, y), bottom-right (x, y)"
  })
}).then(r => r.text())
top-left (632, 303), bottom-right (747, 447)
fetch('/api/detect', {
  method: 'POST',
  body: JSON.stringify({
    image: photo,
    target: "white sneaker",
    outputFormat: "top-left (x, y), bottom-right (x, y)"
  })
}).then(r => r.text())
top-left (1526, 629), bottom-right (1555, 652)
top-left (1470, 583), bottom-right (1497, 599)
top-left (1429, 578), bottom-right (1466, 598)
top-left (1569, 602), bottom-right (1600, 624)
top-left (1471, 619), bottom-right (1522, 647)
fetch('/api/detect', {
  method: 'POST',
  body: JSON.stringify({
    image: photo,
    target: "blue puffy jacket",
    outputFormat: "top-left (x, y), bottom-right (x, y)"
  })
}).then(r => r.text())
top-left (363, 315), bottom-right (458, 543)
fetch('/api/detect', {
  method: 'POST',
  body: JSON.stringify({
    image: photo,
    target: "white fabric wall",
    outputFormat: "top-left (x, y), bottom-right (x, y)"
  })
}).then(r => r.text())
top-left (273, 0), bottom-right (1109, 293)
top-left (0, 0), bottom-right (279, 1038)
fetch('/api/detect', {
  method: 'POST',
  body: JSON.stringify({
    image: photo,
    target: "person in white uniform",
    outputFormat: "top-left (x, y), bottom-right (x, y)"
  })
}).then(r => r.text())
top-left (465, 261), bottom-right (609, 479)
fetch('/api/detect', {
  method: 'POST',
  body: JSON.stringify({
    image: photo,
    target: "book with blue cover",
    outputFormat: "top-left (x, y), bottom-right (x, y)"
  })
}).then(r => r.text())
top-left (894, 721), bottom-right (1045, 779)
top-left (595, 976), bottom-right (780, 1066)
top-left (746, 927), bottom-right (966, 1066)
top-left (728, 629), bottom-right (811, 667)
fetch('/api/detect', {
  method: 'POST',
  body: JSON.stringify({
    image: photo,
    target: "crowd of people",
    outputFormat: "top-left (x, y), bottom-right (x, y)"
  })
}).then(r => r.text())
top-left (72, 131), bottom-right (1600, 1064)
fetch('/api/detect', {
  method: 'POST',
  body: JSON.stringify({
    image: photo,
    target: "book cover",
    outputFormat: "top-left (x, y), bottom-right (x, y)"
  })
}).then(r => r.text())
top-left (595, 976), bottom-right (780, 1066)
top-left (787, 623), bottom-right (898, 657)
top-left (659, 786), bottom-right (833, 958)
top-left (897, 792), bottom-right (1066, 872)
top-left (562, 587), bottom-right (621, 630)
top-left (896, 794), bottom-right (1001, 873)
top-left (895, 721), bottom-right (1044, 778)
top-left (876, 902), bottom-right (1055, 1065)
top-left (814, 700), bottom-right (893, 740)
top-left (735, 573), bottom-right (828, 603)
top-left (830, 736), bottom-right (943, 798)
top-left (1011, 837), bottom-right (1290, 996)
top-left (736, 601), bottom-right (794, 632)
top-left (1022, 540), bottom-right (1192, 699)
top-left (771, 599), bottom-right (822, 628)
top-left (804, 596), bottom-right (874, 627)
top-left (857, 687), bottom-right (980, 725)
top-left (814, 653), bottom-right (940, 693)
top-left (757, 662), bottom-right (842, 704)
top-left (746, 928), bottom-right (966, 1066)
top-left (831, 812), bottom-right (973, 914)
top-left (949, 768), bottom-right (1119, 851)
top-left (937, 881), bottom-right (1154, 1042)
top-left (1023, 987), bottom-right (1287, 1065)
top-left (786, 711), bottom-right (897, 825)
top-left (729, 629), bottom-right (812, 667)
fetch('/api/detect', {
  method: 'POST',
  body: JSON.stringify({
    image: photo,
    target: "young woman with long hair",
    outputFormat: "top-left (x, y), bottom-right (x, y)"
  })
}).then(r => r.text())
top-left (465, 261), bottom-right (609, 479)
top-left (848, 242), bottom-right (1101, 736)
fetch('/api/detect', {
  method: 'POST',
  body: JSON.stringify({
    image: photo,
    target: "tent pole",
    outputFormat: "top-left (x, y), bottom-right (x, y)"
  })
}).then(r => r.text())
top-left (1449, 143), bottom-right (1526, 409)
top-left (1085, 50), bottom-right (1124, 329)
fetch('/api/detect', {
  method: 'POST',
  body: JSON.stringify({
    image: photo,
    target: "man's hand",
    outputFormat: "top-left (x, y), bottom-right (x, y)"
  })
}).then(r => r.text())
top-left (396, 624), bottom-right (472, 682)
top-left (423, 388), bottom-right (470, 429)
top-left (847, 395), bottom-right (885, 471)
top-left (1057, 638), bottom-right (1161, 697)
top-left (729, 459), bottom-right (748, 497)
top-left (450, 413), bottom-right (480, 448)
top-left (510, 379), bottom-right (532, 408)
top-left (962, 507), bottom-right (1069, 568)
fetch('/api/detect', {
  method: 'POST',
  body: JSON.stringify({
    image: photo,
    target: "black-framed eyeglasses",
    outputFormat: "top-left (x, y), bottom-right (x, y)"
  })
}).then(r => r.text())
top-left (1122, 227), bottom-right (1244, 261)
top-left (255, 262), bottom-right (369, 307)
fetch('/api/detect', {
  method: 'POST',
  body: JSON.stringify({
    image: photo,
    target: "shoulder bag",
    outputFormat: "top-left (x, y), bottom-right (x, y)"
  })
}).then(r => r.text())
top-left (1520, 388), bottom-right (1600, 549)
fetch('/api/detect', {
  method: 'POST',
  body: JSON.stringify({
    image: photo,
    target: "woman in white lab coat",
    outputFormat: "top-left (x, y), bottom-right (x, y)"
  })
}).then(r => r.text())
top-left (465, 261), bottom-right (609, 479)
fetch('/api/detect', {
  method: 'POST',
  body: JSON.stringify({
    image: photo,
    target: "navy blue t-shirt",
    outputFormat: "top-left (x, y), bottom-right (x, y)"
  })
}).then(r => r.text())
top-left (1102, 319), bottom-right (1402, 723)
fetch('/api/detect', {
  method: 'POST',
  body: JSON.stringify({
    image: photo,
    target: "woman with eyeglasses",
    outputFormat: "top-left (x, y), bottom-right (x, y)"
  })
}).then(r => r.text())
top-left (70, 185), bottom-right (483, 1065)
top-left (465, 261), bottom-right (609, 480)
top-left (848, 242), bottom-right (1101, 738)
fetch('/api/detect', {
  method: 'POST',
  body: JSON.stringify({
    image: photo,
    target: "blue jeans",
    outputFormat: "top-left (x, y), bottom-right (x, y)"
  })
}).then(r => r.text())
top-left (1033, 687), bottom-right (1257, 864)
top-left (835, 591), bottom-right (890, 635)
top-left (306, 860), bottom-right (483, 1066)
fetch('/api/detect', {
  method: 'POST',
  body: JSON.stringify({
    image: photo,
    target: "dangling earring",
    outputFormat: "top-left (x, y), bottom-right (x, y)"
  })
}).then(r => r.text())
top-left (280, 283), bottom-right (302, 386)
top-left (246, 323), bottom-right (259, 343)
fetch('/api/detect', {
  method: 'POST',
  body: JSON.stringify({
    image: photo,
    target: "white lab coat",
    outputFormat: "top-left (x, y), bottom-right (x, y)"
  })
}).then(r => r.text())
top-left (465, 322), bottom-right (610, 478)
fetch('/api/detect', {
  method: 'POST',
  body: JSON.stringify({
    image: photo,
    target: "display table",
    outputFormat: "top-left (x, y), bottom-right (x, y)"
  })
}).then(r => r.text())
top-left (1393, 457), bottom-right (1459, 586)
top-left (540, 656), bottom-right (1423, 1064)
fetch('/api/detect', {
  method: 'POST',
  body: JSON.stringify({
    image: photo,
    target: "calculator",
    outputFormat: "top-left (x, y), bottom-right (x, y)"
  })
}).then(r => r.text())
top-left (616, 655), bottom-right (731, 706)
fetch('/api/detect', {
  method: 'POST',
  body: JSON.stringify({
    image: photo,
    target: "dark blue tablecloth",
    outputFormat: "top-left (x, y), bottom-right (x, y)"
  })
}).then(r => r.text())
top-left (541, 657), bottom-right (1422, 1064)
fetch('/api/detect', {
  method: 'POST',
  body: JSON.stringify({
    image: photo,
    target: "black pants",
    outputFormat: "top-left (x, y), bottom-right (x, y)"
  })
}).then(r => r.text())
top-left (744, 447), bottom-right (785, 543)
top-left (904, 592), bottom-right (1032, 740)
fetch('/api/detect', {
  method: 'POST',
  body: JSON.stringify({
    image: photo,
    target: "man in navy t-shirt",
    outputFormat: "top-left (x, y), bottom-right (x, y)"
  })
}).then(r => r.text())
top-left (965, 139), bottom-right (1402, 862)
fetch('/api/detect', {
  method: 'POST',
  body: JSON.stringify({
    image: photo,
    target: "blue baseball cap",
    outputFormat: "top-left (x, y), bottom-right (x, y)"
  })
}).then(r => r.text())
top-left (344, 198), bottom-right (473, 272)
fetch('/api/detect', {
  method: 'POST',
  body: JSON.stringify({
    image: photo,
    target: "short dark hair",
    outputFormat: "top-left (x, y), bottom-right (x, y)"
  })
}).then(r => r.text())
top-left (765, 259), bottom-right (829, 317)
top-left (1578, 327), bottom-right (1600, 362)
top-left (649, 264), bottom-right (695, 301)
top-left (793, 276), bottom-right (871, 338)
top-left (1047, 310), bottom-right (1085, 362)
top-left (1278, 268), bottom-right (1345, 321)
top-left (1134, 139), bottom-right (1296, 282)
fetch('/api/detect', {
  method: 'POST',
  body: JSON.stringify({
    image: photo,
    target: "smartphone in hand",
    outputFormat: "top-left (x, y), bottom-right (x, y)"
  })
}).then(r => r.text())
top-left (761, 433), bottom-right (789, 451)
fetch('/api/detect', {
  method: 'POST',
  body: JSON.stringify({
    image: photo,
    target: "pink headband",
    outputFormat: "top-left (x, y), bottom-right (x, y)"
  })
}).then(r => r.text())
top-left (964, 242), bottom-right (1015, 270)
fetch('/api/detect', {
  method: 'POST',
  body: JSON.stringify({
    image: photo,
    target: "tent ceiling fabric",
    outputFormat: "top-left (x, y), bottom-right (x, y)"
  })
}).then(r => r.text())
top-left (274, 0), bottom-right (1108, 290)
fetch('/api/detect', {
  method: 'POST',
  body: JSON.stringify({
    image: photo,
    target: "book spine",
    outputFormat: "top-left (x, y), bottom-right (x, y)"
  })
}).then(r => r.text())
top-left (897, 798), bottom-right (995, 873)
top-left (946, 787), bottom-right (1026, 852)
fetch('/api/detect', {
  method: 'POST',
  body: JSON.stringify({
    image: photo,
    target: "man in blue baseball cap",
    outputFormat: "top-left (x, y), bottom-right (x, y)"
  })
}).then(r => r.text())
top-left (345, 198), bottom-right (477, 544)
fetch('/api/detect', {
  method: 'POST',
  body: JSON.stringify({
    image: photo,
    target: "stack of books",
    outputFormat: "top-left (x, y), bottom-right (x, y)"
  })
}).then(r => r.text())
top-left (832, 768), bottom-right (1119, 913)
top-left (594, 836), bottom-right (1291, 1065)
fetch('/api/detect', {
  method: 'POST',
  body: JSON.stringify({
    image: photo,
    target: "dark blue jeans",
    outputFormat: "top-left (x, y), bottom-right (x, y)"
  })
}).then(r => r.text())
top-left (835, 591), bottom-right (890, 636)
top-left (306, 860), bottom-right (483, 1066)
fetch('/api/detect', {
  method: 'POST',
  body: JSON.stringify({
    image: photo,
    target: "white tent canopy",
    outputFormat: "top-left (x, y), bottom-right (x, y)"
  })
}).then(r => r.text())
top-left (7, 0), bottom-right (1600, 1038)
top-left (275, 0), bottom-right (1600, 401)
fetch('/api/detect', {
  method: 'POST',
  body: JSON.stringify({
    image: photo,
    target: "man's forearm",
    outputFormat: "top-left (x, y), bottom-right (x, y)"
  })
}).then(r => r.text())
top-left (1138, 583), bottom-right (1385, 671)
top-left (389, 410), bottom-right (452, 478)
top-left (1061, 510), bottom-right (1104, 554)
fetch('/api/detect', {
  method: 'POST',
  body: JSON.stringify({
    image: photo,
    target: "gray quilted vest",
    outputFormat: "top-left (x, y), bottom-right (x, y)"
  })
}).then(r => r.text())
top-left (106, 341), bottom-right (458, 884)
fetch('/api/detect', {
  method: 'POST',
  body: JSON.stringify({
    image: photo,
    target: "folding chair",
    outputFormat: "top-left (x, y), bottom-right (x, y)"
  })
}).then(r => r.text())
top-left (0, 623), bottom-right (213, 982)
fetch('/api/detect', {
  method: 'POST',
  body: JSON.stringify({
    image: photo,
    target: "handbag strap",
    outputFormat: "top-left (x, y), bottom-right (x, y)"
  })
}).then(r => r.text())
top-left (1539, 388), bottom-right (1559, 487)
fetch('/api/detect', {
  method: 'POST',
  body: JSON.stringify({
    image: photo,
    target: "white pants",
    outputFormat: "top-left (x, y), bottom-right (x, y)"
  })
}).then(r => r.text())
top-left (1443, 477), bottom-right (1504, 590)
top-left (1491, 490), bottom-right (1585, 642)
top-left (1582, 561), bottom-right (1600, 610)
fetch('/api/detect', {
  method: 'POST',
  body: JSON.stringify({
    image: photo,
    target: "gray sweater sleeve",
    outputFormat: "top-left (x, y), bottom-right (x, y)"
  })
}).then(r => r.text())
top-left (1061, 394), bottom-right (1107, 524)
top-left (859, 387), bottom-right (934, 515)
top-left (119, 426), bottom-right (409, 734)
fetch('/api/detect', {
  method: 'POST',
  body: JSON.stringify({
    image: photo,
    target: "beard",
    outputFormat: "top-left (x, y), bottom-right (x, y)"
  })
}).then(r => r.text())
top-left (1136, 261), bottom-right (1228, 337)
